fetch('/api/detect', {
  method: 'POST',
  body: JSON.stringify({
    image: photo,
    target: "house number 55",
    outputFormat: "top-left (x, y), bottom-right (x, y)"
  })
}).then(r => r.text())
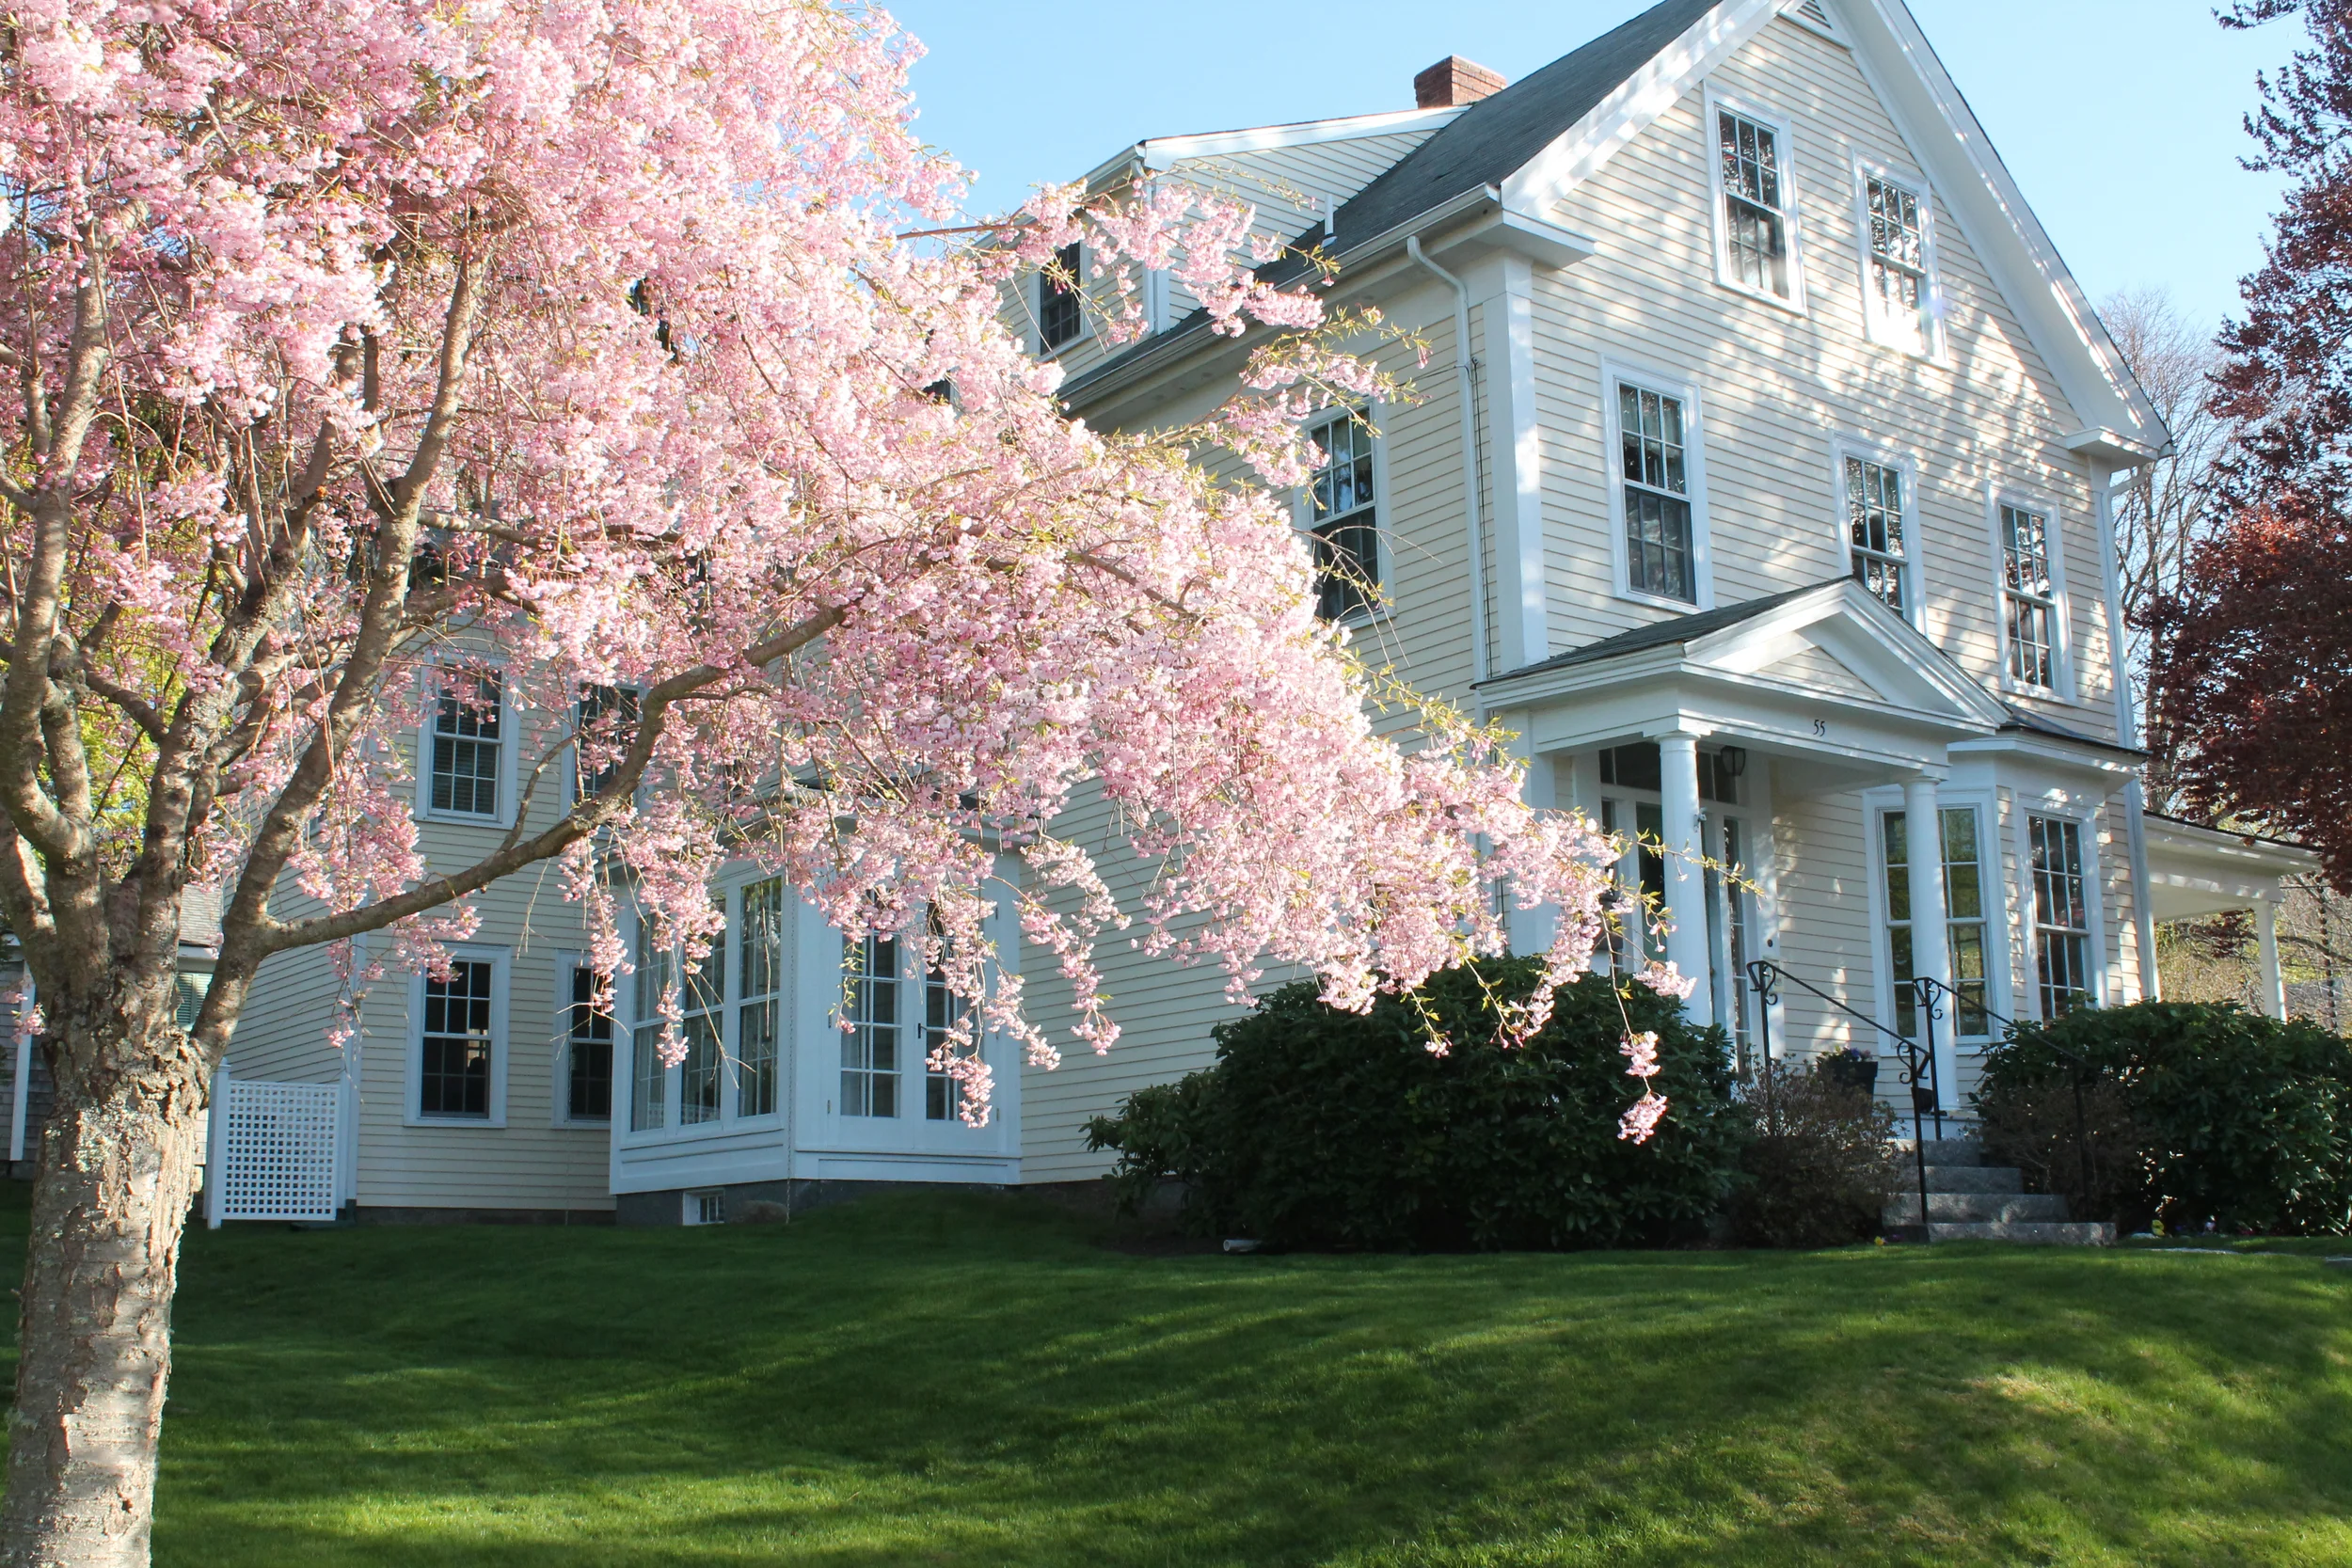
top-left (1812, 719), bottom-right (1829, 737)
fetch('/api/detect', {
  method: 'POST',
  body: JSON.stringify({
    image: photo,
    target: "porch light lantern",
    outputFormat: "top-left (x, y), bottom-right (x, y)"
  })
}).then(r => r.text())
top-left (1721, 746), bottom-right (1748, 779)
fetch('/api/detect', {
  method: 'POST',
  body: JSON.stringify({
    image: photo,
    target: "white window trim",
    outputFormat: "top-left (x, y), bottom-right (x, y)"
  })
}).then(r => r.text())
top-left (619, 876), bottom-right (790, 1147)
top-left (1602, 358), bottom-right (1716, 612)
top-left (1985, 485), bottom-right (2079, 703)
top-left (550, 952), bottom-right (613, 1129)
top-left (405, 943), bottom-right (511, 1129)
top-left (564, 684), bottom-right (641, 811)
top-left (1033, 241), bottom-right (1090, 358)
top-left (1830, 437), bottom-right (1926, 629)
top-left (1703, 87), bottom-right (1809, 317)
top-left (1862, 788), bottom-right (2010, 1046)
top-left (413, 661), bottom-right (521, 831)
top-left (1850, 156), bottom-right (1947, 362)
top-left (1293, 402), bottom-right (1391, 627)
top-left (2012, 797), bottom-right (2110, 1021)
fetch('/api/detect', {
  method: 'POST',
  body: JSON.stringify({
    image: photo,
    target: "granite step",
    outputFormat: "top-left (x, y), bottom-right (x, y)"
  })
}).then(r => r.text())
top-left (1923, 1220), bottom-right (2117, 1245)
top-left (1884, 1191), bottom-right (2074, 1225)
top-left (1897, 1139), bottom-right (1987, 1167)
top-left (1914, 1164), bottom-right (2024, 1195)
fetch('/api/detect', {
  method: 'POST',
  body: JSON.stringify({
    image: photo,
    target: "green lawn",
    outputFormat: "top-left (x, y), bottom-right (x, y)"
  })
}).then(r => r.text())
top-left (7, 1188), bottom-right (2349, 1566)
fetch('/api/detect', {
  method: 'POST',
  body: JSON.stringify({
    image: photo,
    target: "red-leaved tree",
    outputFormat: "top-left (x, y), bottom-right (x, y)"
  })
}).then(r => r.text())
top-left (0, 2), bottom-right (1659, 1561)
top-left (2152, 0), bottom-right (2352, 888)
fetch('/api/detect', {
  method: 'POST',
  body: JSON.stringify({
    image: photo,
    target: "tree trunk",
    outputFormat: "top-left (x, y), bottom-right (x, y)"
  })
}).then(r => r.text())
top-left (2, 1006), bottom-right (207, 1568)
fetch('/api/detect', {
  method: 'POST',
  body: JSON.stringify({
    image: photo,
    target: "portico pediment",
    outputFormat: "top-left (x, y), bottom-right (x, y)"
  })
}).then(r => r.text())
top-left (1482, 578), bottom-right (2010, 735)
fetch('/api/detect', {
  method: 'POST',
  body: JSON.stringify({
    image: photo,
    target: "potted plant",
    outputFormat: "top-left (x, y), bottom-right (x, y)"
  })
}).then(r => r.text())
top-left (1823, 1048), bottom-right (1881, 1099)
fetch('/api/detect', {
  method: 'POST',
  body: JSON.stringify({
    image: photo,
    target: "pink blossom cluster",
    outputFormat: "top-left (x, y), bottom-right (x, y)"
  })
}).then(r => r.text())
top-left (0, 0), bottom-right (1657, 1135)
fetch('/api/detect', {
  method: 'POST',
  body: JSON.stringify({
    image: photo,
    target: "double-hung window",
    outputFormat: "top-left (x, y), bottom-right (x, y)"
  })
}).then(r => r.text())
top-left (630, 922), bottom-right (671, 1132)
top-left (1307, 412), bottom-right (1379, 621)
top-left (420, 960), bottom-right (495, 1119)
top-left (1617, 383), bottom-right (1697, 604)
top-left (738, 879), bottom-right (784, 1118)
top-left (1715, 106), bottom-right (1797, 303)
top-left (1862, 174), bottom-right (1935, 354)
top-left (678, 906), bottom-right (723, 1126)
top-left (574, 683), bottom-right (639, 803)
top-left (843, 933), bottom-right (901, 1117)
top-left (1038, 242), bottom-right (1083, 353)
top-left (924, 915), bottom-right (977, 1122)
top-left (428, 671), bottom-right (504, 819)
top-left (2029, 816), bottom-right (2094, 1018)
top-left (1883, 806), bottom-right (1993, 1041)
top-left (1844, 456), bottom-right (1911, 613)
top-left (2001, 503), bottom-right (2060, 690)
top-left (564, 963), bottom-right (613, 1122)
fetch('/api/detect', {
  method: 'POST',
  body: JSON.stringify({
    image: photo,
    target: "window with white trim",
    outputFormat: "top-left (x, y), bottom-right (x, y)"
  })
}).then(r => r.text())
top-left (1863, 174), bottom-right (1935, 354)
top-left (1038, 242), bottom-right (1083, 352)
top-left (629, 919), bottom-right (669, 1132)
top-left (1883, 806), bottom-right (1992, 1042)
top-left (842, 933), bottom-right (901, 1117)
top-left (574, 683), bottom-right (638, 803)
top-left (1306, 411), bottom-right (1379, 621)
top-left (427, 671), bottom-right (503, 819)
top-left (923, 913), bottom-right (977, 1122)
top-left (678, 903), bottom-right (723, 1127)
top-left (1617, 382), bottom-right (1697, 604)
top-left (2001, 503), bottom-right (2060, 689)
top-left (738, 879), bottom-right (784, 1118)
top-left (1716, 107), bottom-right (1796, 302)
top-left (420, 960), bottom-right (496, 1119)
top-left (2028, 816), bottom-right (2093, 1018)
top-left (1844, 456), bottom-right (1911, 613)
top-left (564, 962), bottom-right (613, 1122)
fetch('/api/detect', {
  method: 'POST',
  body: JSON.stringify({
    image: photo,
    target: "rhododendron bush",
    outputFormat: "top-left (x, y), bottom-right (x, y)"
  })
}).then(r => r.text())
top-left (0, 1), bottom-right (1646, 1560)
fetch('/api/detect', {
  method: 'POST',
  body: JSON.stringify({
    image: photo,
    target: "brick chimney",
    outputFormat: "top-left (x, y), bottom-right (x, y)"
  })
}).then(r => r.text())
top-left (1414, 55), bottom-right (1508, 109)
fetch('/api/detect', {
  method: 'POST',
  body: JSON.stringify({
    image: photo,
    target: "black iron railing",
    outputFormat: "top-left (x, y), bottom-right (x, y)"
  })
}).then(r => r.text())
top-left (1744, 964), bottom-right (2101, 1238)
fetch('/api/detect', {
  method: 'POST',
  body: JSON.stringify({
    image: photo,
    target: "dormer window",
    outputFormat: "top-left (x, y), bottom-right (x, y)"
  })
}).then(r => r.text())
top-left (1038, 242), bottom-right (1083, 352)
top-left (1709, 99), bottom-right (1803, 307)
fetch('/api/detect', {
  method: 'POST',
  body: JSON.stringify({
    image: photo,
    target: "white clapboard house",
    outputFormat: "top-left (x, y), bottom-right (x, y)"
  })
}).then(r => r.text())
top-left (212, 0), bottom-right (2315, 1225)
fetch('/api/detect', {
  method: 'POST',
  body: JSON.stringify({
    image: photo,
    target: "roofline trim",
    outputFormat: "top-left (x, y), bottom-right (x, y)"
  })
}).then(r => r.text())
top-left (1074, 104), bottom-right (1467, 192)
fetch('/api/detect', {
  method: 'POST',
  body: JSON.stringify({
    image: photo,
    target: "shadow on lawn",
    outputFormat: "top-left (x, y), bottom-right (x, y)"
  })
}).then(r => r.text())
top-left (1, 1189), bottom-right (2340, 1567)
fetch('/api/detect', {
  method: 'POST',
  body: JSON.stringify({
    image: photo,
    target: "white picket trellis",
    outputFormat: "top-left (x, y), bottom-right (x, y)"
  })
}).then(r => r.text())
top-left (203, 1065), bottom-right (343, 1227)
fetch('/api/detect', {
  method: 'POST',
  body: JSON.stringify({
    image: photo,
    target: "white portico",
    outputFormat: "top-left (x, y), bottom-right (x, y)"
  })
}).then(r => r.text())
top-left (2141, 816), bottom-right (2321, 1019)
top-left (1485, 578), bottom-right (2149, 1112)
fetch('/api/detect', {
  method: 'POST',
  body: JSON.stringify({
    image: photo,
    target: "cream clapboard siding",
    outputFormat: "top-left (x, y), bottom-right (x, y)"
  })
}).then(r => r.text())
top-left (1534, 21), bottom-right (2122, 744)
top-left (1019, 319), bottom-right (1475, 1180)
top-left (222, 941), bottom-right (343, 1085)
top-left (1770, 784), bottom-right (1875, 1054)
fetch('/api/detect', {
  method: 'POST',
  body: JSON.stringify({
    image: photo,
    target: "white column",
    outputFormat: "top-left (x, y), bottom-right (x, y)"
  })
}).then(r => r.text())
top-left (1902, 776), bottom-right (1956, 1107)
top-left (2255, 897), bottom-right (2287, 1020)
top-left (1507, 748), bottom-right (1561, 958)
top-left (1658, 732), bottom-right (1713, 1028)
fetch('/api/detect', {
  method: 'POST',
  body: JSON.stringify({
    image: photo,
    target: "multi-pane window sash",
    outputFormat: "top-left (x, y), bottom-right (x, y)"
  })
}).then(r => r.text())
top-left (1308, 413), bottom-right (1379, 621)
top-left (1866, 177), bottom-right (1931, 351)
top-left (1845, 457), bottom-right (1908, 612)
top-left (924, 918), bottom-right (977, 1122)
top-left (420, 960), bottom-right (495, 1118)
top-left (1883, 808), bottom-right (1993, 1041)
top-left (565, 965), bottom-right (613, 1122)
top-left (1039, 242), bottom-right (1083, 351)
top-left (429, 671), bottom-right (502, 817)
top-left (1618, 384), bottom-right (1695, 603)
top-left (843, 933), bottom-right (901, 1117)
top-left (2001, 505), bottom-right (2058, 689)
top-left (630, 919), bottom-right (670, 1132)
top-left (2030, 816), bottom-right (2093, 1018)
top-left (574, 683), bottom-right (639, 803)
top-left (676, 901), bottom-right (724, 1126)
top-left (1719, 110), bottom-right (1791, 299)
top-left (738, 879), bottom-right (784, 1118)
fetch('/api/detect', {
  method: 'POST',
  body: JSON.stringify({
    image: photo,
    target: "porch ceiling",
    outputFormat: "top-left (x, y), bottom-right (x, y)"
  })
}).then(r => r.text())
top-left (2143, 815), bottom-right (2318, 921)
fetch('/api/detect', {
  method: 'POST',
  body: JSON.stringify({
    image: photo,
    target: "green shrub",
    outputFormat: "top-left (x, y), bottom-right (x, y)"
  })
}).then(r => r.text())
top-left (1974, 1001), bottom-right (2352, 1235)
top-left (1085, 958), bottom-right (1746, 1252)
top-left (1728, 1061), bottom-right (1898, 1248)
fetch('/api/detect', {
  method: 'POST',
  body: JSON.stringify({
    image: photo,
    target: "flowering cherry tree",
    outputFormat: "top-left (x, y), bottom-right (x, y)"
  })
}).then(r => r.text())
top-left (0, 2), bottom-right (1650, 1560)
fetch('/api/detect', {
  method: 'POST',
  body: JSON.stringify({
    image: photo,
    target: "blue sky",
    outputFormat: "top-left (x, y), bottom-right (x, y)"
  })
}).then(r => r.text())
top-left (885, 0), bottom-right (2295, 337)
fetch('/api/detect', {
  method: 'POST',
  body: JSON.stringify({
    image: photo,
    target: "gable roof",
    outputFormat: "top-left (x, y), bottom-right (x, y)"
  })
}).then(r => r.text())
top-left (1317, 0), bottom-right (1721, 261)
top-left (1478, 578), bottom-right (1825, 685)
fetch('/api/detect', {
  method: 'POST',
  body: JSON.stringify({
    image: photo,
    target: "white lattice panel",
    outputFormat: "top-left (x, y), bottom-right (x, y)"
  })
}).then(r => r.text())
top-left (215, 1080), bottom-right (341, 1223)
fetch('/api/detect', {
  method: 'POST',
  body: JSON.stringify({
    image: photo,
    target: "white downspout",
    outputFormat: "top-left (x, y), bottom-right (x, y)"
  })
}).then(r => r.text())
top-left (1405, 236), bottom-right (1492, 703)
